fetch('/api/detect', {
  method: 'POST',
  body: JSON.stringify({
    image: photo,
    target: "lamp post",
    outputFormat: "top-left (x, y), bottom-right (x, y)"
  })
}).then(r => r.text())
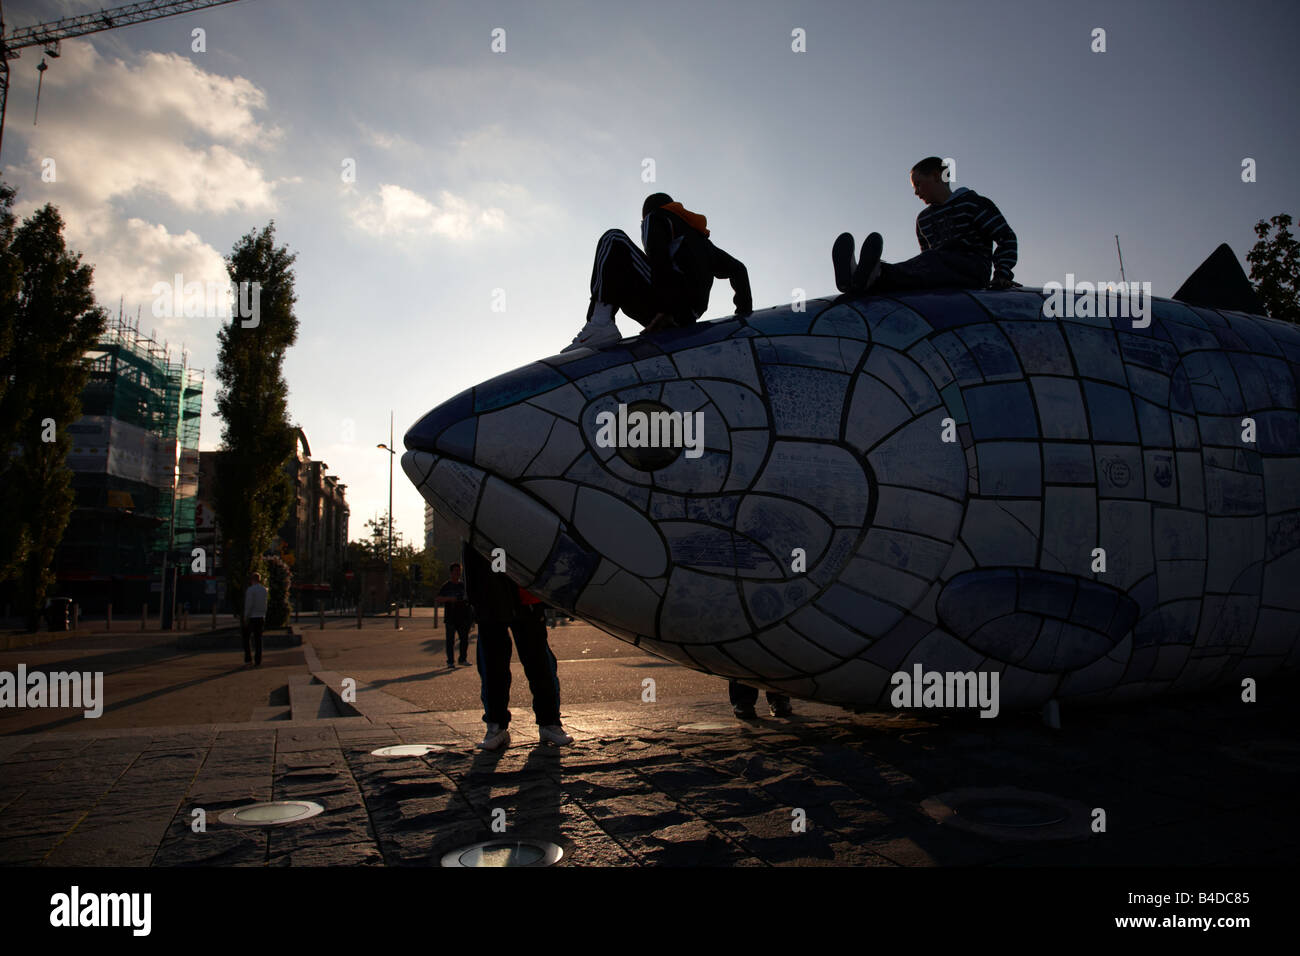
top-left (377, 411), bottom-right (397, 627)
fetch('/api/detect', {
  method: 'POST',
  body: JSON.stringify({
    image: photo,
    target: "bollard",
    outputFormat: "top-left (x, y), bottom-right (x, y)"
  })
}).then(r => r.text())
top-left (434, 604), bottom-right (439, 627)
top-left (319, 606), bottom-right (325, 631)
top-left (408, 602), bottom-right (413, 618)
top-left (106, 603), bottom-right (112, 633)
top-left (72, 603), bottom-right (79, 632)
top-left (211, 604), bottom-right (217, 631)
top-left (141, 602), bottom-right (148, 632)
top-left (356, 604), bottom-right (362, 630)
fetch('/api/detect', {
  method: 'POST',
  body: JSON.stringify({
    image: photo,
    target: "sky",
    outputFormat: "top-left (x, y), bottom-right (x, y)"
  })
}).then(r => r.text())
top-left (2, 0), bottom-right (1298, 548)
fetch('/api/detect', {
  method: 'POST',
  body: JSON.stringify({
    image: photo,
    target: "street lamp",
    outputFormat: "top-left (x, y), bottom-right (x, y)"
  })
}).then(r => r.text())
top-left (377, 410), bottom-right (397, 629)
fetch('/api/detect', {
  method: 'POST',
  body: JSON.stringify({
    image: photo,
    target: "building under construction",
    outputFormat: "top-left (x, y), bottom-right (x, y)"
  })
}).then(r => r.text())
top-left (55, 316), bottom-right (203, 615)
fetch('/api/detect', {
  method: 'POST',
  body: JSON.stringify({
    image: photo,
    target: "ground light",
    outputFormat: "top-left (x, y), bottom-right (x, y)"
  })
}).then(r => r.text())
top-left (441, 839), bottom-right (564, 867)
top-left (921, 787), bottom-right (1090, 842)
top-left (371, 744), bottom-right (446, 756)
top-left (218, 801), bottom-right (325, 827)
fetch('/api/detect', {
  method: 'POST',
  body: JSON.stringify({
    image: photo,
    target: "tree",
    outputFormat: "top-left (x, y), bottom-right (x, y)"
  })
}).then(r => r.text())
top-left (214, 223), bottom-right (299, 615)
top-left (1247, 213), bottom-right (1300, 322)
top-left (0, 184), bottom-right (24, 586)
top-left (0, 197), bottom-right (106, 629)
top-left (265, 554), bottom-right (292, 628)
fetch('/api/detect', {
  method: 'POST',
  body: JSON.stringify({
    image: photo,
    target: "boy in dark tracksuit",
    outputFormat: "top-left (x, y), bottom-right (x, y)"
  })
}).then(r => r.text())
top-left (564, 192), bottom-right (753, 352)
top-left (834, 156), bottom-right (1018, 295)
top-left (462, 544), bottom-right (572, 751)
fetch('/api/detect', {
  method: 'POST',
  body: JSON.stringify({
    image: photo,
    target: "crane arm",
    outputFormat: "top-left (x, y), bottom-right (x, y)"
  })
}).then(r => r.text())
top-left (4, 1), bottom-right (243, 57)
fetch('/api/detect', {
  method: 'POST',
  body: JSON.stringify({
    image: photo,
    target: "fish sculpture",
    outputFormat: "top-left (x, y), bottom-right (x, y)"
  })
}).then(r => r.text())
top-left (403, 248), bottom-right (1300, 711)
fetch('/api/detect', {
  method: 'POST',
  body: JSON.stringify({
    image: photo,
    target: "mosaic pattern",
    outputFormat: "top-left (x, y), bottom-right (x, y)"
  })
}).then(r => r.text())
top-left (403, 289), bottom-right (1300, 710)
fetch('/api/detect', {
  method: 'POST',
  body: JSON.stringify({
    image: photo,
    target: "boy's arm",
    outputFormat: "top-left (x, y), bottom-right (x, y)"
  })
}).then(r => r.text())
top-left (711, 245), bottom-right (753, 316)
top-left (916, 217), bottom-right (928, 252)
top-left (975, 197), bottom-right (1018, 287)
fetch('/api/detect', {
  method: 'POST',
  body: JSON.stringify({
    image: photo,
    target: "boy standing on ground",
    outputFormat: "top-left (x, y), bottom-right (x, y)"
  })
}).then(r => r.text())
top-left (833, 156), bottom-right (1018, 295)
top-left (462, 545), bottom-right (573, 751)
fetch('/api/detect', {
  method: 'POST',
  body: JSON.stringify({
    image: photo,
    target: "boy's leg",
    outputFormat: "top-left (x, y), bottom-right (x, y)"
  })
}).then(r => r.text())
top-left (476, 622), bottom-right (514, 728)
top-left (873, 250), bottom-right (989, 293)
top-left (444, 621), bottom-right (456, 667)
top-left (589, 229), bottom-right (661, 326)
top-left (832, 232), bottom-right (857, 293)
top-left (241, 621), bottom-right (252, 664)
top-left (728, 680), bottom-right (759, 709)
top-left (765, 690), bottom-right (793, 716)
top-left (510, 608), bottom-right (562, 727)
top-left (457, 623), bottom-right (470, 663)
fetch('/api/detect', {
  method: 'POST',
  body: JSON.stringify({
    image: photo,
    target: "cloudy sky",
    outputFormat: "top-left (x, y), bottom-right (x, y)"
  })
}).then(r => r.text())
top-left (3, 0), bottom-right (1297, 546)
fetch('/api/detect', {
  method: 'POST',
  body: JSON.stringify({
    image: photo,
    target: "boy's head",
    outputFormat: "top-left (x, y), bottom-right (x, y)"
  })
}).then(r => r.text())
top-left (642, 192), bottom-right (673, 218)
top-left (449, 563), bottom-right (462, 581)
top-left (250, 572), bottom-right (261, 584)
top-left (909, 156), bottom-right (951, 206)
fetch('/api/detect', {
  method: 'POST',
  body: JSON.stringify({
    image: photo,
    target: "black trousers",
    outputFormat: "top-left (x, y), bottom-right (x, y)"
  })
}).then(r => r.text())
top-left (243, 617), bottom-right (264, 664)
top-left (445, 620), bottom-right (470, 665)
top-left (476, 606), bottom-right (562, 728)
top-left (874, 249), bottom-right (989, 293)
top-left (728, 680), bottom-right (789, 709)
top-left (589, 229), bottom-right (664, 326)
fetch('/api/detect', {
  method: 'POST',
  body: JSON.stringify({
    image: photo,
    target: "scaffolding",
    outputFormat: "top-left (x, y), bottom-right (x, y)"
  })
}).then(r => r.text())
top-left (65, 315), bottom-right (204, 590)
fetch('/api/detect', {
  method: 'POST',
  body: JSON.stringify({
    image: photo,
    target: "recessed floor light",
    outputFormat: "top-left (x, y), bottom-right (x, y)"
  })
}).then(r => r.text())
top-left (441, 839), bottom-right (563, 867)
top-left (921, 787), bottom-right (1088, 842)
top-left (371, 744), bottom-right (446, 756)
top-left (218, 800), bottom-right (325, 827)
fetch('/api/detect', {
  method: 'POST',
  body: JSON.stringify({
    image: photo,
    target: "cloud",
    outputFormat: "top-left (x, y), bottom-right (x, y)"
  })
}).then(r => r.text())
top-left (7, 41), bottom-right (282, 321)
top-left (349, 183), bottom-right (507, 240)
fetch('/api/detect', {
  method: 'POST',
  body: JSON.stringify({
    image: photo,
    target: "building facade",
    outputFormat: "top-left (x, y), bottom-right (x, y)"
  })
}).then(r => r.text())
top-left (195, 428), bottom-right (350, 612)
top-left (55, 318), bottom-right (202, 614)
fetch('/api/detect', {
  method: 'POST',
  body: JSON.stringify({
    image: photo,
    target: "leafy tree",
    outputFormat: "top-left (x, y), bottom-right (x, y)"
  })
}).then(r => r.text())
top-left (0, 184), bottom-right (24, 585)
top-left (265, 553), bottom-right (292, 628)
top-left (1247, 213), bottom-right (1300, 322)
top-left (214, 223), bottom-right (298, 613)
top-left (0, 198), bottom-right (106, 629)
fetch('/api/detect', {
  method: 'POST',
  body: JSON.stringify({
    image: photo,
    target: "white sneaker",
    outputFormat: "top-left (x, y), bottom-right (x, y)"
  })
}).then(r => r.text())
top-left (538, 724), bottom-right (573, 746)
top-left (561, 321), bottom-right (620, 353)
top-left (476, 723), bottom-right (510, 751)
top-left (561, 301), bottom-right (620, 353)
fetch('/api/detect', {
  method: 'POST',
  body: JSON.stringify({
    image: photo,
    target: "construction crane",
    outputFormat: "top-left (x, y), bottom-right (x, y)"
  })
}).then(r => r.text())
top-left (0, 0), bottom-right (246, 163)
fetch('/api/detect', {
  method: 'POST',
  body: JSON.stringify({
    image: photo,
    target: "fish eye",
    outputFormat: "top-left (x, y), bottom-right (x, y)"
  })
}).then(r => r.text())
top-left (613, 399), bottom-right (685, 472)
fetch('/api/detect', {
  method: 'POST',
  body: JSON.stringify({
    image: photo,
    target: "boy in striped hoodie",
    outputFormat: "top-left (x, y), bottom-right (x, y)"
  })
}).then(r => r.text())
top-left (834, 156), bottom-right (1018, 294)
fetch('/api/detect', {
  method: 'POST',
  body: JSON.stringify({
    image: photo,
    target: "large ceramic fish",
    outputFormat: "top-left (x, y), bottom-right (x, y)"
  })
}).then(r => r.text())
top-left (403, 248), bottom-right (1300, 711)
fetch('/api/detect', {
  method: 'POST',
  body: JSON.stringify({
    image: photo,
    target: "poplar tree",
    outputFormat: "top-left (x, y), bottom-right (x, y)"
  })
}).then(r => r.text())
top-left (214, 222), bottom-right (298, 617)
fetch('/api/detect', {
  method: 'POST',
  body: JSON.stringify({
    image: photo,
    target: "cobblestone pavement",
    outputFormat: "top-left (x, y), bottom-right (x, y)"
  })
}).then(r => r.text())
top-left (2, 682), bottom-right (1296, 866)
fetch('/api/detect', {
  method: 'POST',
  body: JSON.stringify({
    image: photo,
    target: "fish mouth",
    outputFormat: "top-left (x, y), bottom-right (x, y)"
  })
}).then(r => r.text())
top-left (400, 448), bottom-right (571, 588)
top-left (404, 445), bottom-right (679, 653)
